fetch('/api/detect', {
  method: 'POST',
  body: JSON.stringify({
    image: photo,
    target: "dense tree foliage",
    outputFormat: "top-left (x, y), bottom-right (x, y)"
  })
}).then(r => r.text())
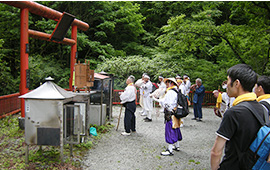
top-left (0, 1), bottom-right (269, 94)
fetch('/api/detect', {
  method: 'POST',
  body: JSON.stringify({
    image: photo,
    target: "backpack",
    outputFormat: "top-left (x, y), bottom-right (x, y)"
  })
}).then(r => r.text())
top-left (171, 88), bottom-right (189, 119)
top-left (237, 102), bottom-right (270, 170)
top-left (260, 101), bottom-right (270, 115)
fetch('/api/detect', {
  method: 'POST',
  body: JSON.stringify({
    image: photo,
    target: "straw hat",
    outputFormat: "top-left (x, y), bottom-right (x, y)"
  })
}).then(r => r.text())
top-left (164, 78), bottom-right (179, 87)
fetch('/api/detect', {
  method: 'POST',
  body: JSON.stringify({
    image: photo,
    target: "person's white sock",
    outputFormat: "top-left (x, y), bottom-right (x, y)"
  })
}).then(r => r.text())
top-left (168, 144), bottom-right (173, 152)
top-left (175, 141), bottom-right (180, 148)
top-left (147, 111), bottom-right (152, 119)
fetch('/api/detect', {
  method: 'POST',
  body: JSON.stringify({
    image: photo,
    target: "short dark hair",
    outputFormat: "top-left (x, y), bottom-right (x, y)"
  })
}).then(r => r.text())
top-left (257, 75), bottom-right (270, 94)
top-left (227, 64), bottom-right (257, 92)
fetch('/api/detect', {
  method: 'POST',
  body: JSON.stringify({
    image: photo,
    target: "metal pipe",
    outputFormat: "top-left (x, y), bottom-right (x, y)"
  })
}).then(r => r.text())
top-left (1, 1), bottom-right (89, 31)
top-left (20, 8), bottom-right (29, 118)
top-left (28, 29), bottom-right (76, 46)
top-left (69, 25), bottom-right (77, 90)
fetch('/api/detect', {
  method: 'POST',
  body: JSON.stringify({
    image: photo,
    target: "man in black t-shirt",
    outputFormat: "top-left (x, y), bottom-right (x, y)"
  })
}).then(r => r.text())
top-left (210, 64), bottom-right (265, 170)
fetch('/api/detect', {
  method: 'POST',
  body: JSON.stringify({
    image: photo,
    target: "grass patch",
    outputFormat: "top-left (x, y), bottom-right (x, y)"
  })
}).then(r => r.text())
top-left (0, 114), bottom-right (114, 169)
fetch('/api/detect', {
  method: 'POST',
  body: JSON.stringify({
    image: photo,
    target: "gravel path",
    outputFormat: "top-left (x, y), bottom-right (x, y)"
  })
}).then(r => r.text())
top-left (82, 106), bottom-right (221, 170)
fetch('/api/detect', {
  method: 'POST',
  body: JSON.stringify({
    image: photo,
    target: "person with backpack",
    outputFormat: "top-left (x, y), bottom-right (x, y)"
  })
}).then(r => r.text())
top-left (153, 78), bottom-right (182, 156)
top-left (211, 64), bottom-right (266, 170)
top-left (254, 75), bottom-right (270, 116)
top-left (177, 79), bottom-right (187, 127)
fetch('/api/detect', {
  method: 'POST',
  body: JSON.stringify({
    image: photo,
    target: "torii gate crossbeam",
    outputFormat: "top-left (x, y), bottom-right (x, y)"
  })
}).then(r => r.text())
top-left (0, 1), bottom-right (89, 117)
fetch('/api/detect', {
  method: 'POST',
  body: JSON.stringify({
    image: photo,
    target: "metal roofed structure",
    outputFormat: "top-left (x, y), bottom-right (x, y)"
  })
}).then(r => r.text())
top-left (19, 77), bottom-right (76, 100)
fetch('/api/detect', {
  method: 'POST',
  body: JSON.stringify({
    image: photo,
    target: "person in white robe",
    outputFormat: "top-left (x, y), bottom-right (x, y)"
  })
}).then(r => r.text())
top-left (150, 76), bottom-right (166, 99)
top-left (141, 75), bottom-right (153, 122)
top-left (135, 73), bottom-right (147, 115)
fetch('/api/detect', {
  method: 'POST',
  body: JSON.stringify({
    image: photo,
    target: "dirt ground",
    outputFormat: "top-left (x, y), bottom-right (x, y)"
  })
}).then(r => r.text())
top-left (82, 106), bottom-right (221, 170)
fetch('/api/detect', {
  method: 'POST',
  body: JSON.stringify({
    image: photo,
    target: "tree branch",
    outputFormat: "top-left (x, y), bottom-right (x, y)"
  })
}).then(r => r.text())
top-left (252, 2), bottom-right (270, 19)
top-left (212, 29), bottom-right (246, 64)
top-left (183, 30), bottom-right (246, 64)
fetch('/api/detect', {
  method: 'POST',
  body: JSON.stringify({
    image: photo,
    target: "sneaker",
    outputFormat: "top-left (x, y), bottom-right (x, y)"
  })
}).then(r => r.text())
top-left (141, 112), bottom-right (147, 116)
top-left (172, 146), bottom-right (180, 151)
top-left (144, 117), bottom-right (152, 122)
top-left (121, 132), bottom-right (131, 136)
top-left (160, 149), bottom-right (174, 156)
top-left (191, 117), bottom-right (198, 120)
top-left (196, 118), bottom-right (202, 122)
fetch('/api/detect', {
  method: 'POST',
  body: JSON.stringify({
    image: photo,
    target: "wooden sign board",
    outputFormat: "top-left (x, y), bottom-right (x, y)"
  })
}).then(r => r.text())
top-left (74, 60), bottom-right (94, 89)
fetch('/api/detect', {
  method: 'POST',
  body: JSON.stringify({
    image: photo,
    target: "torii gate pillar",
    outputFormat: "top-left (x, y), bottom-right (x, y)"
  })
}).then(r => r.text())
top-left (20, 8), bottom-right (29, 118)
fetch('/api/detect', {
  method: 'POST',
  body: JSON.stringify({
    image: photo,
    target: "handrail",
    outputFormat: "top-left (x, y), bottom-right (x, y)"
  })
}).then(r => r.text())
top-left (0, 90), bottom-right (216, 119)
top-left (0, 93), bottom-right (21, 119)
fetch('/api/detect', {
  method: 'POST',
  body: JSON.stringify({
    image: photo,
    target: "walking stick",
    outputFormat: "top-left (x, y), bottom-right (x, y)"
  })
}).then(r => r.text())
top-left (116, 105), bottom-right (123, 131)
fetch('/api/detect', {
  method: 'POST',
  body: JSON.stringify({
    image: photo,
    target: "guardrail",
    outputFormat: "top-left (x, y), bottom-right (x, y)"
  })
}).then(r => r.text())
top-left (0, 90), bottom-right (215, 119)
top-left (0, 93), bottom-right (21, 119)
top-left (112, 90), bottom-right (216, 106)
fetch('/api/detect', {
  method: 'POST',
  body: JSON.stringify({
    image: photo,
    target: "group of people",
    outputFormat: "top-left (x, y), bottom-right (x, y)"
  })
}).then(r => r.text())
top-left (119, 63), bottom-right (270, 167)
top-left (119, 72), bottom-right (206, 156)
top-left (211, 64), bottom-right (270, 170)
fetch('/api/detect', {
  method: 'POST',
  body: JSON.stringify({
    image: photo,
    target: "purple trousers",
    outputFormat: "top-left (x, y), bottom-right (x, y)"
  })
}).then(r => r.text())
top-left (165, 120), bottom-right (182, 144)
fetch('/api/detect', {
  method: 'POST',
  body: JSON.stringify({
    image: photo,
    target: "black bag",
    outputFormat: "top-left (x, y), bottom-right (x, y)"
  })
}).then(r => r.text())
top-left (171, 88), bottom-right (189, 119)
top-left (164, 108), bottom-right (172, 121)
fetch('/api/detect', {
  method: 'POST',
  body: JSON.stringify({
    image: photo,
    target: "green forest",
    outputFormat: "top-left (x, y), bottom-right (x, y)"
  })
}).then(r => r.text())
top-left (1, 1), bottom-right (270, 95)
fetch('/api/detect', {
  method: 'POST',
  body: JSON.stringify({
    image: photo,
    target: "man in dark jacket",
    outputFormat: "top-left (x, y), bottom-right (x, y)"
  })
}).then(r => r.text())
top-left (190, 78), bottom-right (205, 121)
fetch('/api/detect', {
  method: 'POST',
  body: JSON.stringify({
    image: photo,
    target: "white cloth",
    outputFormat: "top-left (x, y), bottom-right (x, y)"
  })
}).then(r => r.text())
top-left (185, 79), bottom-right (191, 94)
top-left (142, 81), bottom-right (153, 97)
top-left (142, 81), bottom-right (153, 112)
top-left (260, 98), bottom-right (270, 112)
top-left (159, 81), bottom-right (166, 89)
top-left (179, 84), bottom-right (186, 96)
top-left (220, 92), bottom-right (230, 114)
top-left (229, 97), bottom-right (235, 108)
top-left (135, 79), bottom-right (144, 95)
top-left (120, 85), bottom-right (136, 104)
top-left (159, 87), bottom-right (178, 112)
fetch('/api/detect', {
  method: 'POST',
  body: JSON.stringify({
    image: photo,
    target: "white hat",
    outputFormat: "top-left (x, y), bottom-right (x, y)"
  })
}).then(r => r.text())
top-left (158, 76), bottom-right (164, 79)
top-left (176, 75), bottom-right (181, 79)
top-left (164, 78), bottom-right (179, 87)
top-left (142, 73), bottom-right (147, 77)
top-left (144, 75), bottom-right (150, 79)
top-left (212, 90), bottom-right (219, 94)
top-left (183, 75), bottom-right (188, 79)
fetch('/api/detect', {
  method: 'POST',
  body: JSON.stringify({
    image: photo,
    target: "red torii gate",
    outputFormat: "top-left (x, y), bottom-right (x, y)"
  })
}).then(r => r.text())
top-left (0, 1), bottom-right (89, 118)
